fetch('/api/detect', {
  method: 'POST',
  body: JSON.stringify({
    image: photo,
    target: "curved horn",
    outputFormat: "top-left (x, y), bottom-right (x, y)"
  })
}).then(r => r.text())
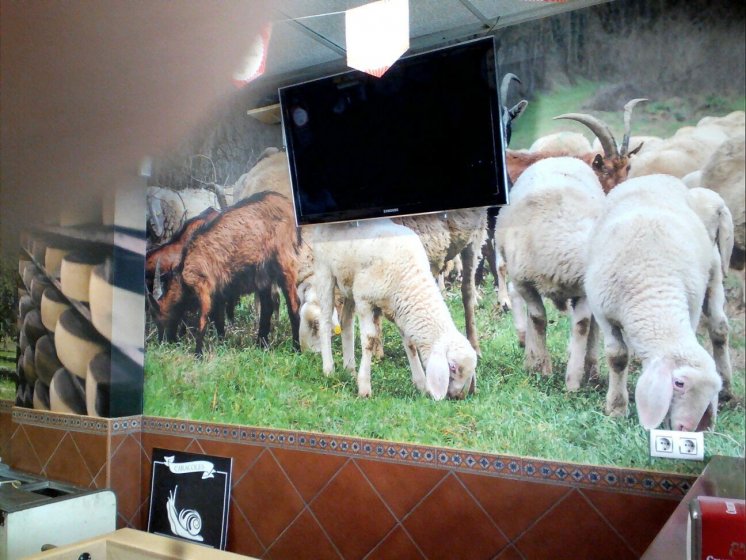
top-left (500, 73), bottom-right (521, 102)
top-left (620, 98), bottom-right (649, 156)
top-left (554, 113), bottom-right (619, 159)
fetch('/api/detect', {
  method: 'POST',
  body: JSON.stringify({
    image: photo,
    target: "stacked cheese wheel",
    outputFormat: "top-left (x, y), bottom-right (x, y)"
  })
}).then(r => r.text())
top-left (16, 229), bottom-right (143, 418)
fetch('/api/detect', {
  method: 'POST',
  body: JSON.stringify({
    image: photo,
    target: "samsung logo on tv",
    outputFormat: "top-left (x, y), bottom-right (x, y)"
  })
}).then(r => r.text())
top-left (382, 208), bottom-right (399, 214)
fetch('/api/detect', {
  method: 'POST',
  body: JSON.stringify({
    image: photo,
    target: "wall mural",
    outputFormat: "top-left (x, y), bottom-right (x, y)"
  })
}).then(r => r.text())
top-left (144, 0), bottom-right (745, 474)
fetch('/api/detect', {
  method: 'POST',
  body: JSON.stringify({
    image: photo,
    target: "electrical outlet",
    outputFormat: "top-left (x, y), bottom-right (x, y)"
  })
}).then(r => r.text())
top-left (650, 429), bottom-right (704, 460)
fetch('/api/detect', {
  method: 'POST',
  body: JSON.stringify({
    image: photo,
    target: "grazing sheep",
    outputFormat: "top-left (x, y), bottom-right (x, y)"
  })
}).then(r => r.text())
top-left (150, 191), bottom-right (301, 356)
top-left (495, 157), bottom-right (605, 390)
top-left (698, 134), bottom-right (746, 303)
top-left (311, 219), bottom-right (477, 400)
top-left (585, 176), bottom-right (733, 430)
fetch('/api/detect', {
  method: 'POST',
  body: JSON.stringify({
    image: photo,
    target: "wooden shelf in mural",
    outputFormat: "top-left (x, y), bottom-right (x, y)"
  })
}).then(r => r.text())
top-left (246, 103), bottom-right (282, 124)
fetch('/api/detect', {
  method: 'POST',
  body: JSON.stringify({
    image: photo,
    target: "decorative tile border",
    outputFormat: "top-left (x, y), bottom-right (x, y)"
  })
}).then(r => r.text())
top-left (4, 406), bottom-right (698, 498)
top-left (141, 416), bottom-right (695, 498)
top-left (10, 406), bottom-right (142, 435)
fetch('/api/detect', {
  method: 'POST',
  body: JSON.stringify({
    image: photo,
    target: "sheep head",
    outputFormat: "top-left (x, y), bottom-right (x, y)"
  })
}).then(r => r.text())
top-left (500, 73), bottom-right (528, 146)
top-left (635, 354), bottom-right (721, 432)
top-left (554, 98), bottom-right (648, 193)
top-left (426, 334), bottom-right (478, 400)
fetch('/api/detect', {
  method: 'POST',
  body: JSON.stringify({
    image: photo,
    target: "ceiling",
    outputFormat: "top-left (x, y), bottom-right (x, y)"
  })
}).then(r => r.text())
top-left (257, 0), bottom-right (610, 85)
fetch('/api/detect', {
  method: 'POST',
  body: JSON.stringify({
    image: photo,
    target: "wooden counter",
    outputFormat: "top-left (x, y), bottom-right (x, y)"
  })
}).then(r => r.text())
top-left (23, 528), bottom-right (258, 560)
top-left (641, 455), bottom-right (745, 559)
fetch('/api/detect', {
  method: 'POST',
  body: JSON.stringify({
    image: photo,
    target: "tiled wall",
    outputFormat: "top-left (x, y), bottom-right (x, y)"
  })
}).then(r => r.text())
top-left (2, 404), bottom-right (689, 559)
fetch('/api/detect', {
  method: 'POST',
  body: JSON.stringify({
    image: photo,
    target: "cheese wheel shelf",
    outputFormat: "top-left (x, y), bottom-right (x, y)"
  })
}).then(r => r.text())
top-left (21, 245), bottom-right (144, 367)
top-left (19, 224), bottom-right (145, 417)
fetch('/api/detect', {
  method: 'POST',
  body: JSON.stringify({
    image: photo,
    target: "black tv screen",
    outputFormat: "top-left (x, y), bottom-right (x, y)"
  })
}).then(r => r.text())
top-left (279, 36), bottom-right (509, 226)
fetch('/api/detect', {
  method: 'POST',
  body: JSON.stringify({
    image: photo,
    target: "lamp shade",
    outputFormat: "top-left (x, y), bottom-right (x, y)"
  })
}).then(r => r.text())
top-left (345, 0), bottom-right (409, 78)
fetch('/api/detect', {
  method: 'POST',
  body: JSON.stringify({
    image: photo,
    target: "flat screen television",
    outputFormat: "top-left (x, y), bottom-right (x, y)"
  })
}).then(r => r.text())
top-left (279, 36), bottom-right (509, 226)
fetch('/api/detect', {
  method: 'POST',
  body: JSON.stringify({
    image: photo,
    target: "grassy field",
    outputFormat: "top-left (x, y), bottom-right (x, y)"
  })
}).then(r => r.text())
top-left (145, 83), bottom-right (746, 476)
top-left (145, 278), bottom-right (745, 476)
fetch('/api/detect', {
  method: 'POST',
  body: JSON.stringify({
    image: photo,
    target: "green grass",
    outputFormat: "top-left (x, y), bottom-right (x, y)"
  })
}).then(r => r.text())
top-left (145, 280), bottom-right (745, 476)
top-left (509, 79), bottom-right (746, 150)
top-left (0, 344), bottom-right (16, 401)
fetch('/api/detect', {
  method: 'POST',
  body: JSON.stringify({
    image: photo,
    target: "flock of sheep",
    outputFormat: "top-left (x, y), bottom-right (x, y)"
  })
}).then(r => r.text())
top-left (145, 91), bottom-right (744, 434)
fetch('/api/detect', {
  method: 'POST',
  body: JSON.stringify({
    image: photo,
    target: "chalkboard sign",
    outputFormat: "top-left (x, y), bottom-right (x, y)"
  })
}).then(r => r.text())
top-left (147, 448), bottom-right (233, 549)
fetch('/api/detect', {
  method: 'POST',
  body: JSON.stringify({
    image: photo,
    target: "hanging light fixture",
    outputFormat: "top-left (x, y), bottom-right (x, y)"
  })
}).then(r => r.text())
top-left (233, 23), bottom-right (272, 86)
top-left (345, 0), bottom-right (409, 78)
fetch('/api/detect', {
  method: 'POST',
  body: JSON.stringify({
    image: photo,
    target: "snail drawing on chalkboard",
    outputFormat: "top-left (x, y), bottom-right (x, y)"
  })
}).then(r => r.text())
top-left (166, 485), bottom-right (204, 542)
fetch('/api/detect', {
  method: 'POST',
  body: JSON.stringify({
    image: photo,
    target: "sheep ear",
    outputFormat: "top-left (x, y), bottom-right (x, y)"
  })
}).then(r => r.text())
top-left (635, 358), bottom-right (674, 429)
top-left (425, 345), bottom-right (449, 401)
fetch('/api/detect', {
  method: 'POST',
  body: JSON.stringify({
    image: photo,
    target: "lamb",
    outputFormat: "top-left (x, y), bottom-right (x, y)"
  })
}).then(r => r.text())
top-left (150, 191), bottom-right (301, 356)
top-left (310, 219), bottom-right (477, 400)
top-left (495, 157), bottom-right (605, 390)
top-left (585, 176), bottom-right (734, 430)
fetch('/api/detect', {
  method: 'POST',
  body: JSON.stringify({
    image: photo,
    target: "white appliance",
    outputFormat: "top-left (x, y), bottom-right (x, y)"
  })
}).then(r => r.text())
top-left (0, 465), bottom-right (116, 559)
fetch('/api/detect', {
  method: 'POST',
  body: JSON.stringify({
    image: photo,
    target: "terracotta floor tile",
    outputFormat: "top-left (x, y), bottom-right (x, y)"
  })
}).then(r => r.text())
top-left (227, 503), bottom-right (266, 558)
top-left (457, 472), bottom-right (571, 541)
top-left (514, 490), bottom-right (636, 560)
top-left (311, 462), bottom-right (397, 560)
top-left (365, 526), bottom-right (426, 560)
top-left (44, 433), bottom-right (92, 487)
top-left (581, 488), bottom-right (679, 556)
top-left (70, 431), bottom-right (108, 479)
top-left (265, 510), bottom-right (342, 560)
top-left (272, 447), bottom-right (347, 503)
top-left (233, 450), bottom-right (305, 548)
top-left (23, 424), bottom-right (65, 468)
top-left (9, 425), bottom-right (44, 475)
top-left (403, 474), bottom-right (507, 560)
top-left (357, 458), bottom-right (447, 520)
top-left (110, 435), bottom-right (144, 521)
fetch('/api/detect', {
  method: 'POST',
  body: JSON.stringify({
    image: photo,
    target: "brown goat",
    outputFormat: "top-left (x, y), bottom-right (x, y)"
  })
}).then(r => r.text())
top-left (506, 98), bottom-right (648, 191)
top-left (151, 191), bottom-right (301, 356)
top-left (146, 206), bottom-right (219, 290)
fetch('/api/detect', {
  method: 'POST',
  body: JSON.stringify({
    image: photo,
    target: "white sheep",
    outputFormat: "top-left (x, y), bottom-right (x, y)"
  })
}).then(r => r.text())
top-left (146, 186), bottom-right (221, 242)
top-left (697, 110), bottom-right (745, 139)
top-left (530, 131), bottom-right (593, 156)
top-left (698, 134), bottom-right (746, 303)
top-left (310, 219), bottom-right (477, 400)
top-left (627, 124), bottom-right (729, 180)
top-left (585, 176), bottom-right (733, 430)
top-left (235, 148), bottom-right (291, 201)
top-left (495, 157), bottom-right (605, 390)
